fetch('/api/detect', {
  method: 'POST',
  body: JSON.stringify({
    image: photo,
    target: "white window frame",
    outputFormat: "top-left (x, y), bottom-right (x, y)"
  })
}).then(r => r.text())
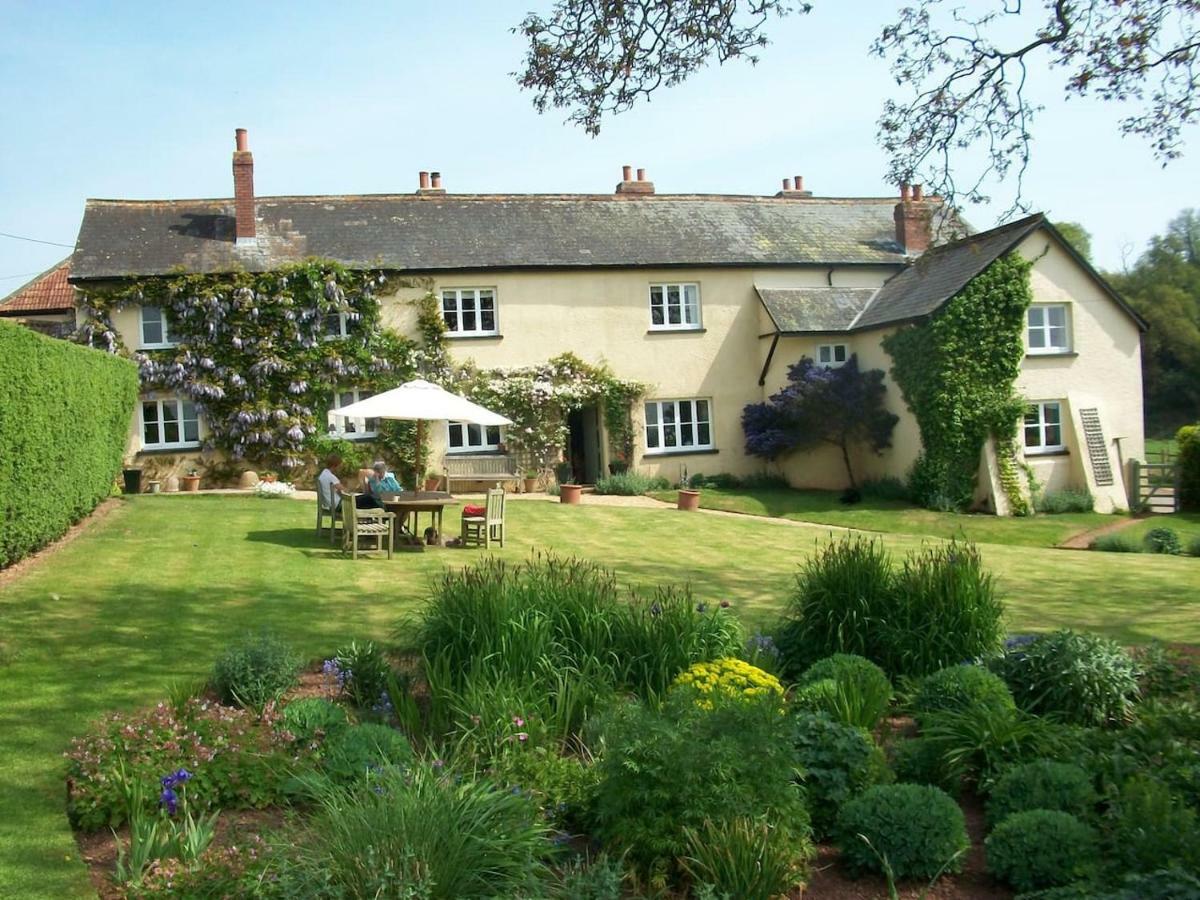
top-left (323, 311), bottom-right (356, 340)
top-left (1024, 401), bottom-right (1065, 454)
top-left (1027, 304), bottom-right (1071, 354)
top-left (817, 343), bottom-right (849, 367)
top-left (446, 421), bottom-right (503, 453)
top-left (643, 398), bottom-right (714, 454)
top-left (139, 306), bottom-right (175, 349)
top-left (441, 288), bottom-right (499, 337)
top-left (648, 283), bottom-right (702, 331)
top-left (330, 388), bottom-right (378, 439)
top-left (140, 396), bottom-right (200, 450)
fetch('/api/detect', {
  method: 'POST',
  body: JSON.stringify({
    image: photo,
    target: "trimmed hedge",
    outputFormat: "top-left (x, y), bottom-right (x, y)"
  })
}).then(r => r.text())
top-left (0, 320), bottom-right (138, 567)
top-left (1177, 424), bottom-right (1199, 511)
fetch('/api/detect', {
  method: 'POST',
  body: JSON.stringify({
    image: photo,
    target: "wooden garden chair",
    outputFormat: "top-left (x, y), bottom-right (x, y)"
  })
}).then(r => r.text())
top-left (315, 479), bottom-right (344, 544)
top-left (461, 487), bottom-right (506, 549)
top-left (340, 494), bottom-right (395, 560)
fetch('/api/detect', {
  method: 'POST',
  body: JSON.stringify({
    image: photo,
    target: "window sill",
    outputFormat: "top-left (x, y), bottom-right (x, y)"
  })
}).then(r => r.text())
top-left (139, 344), bottom-right (179, 351)
top-left (647, 328), bottom-right (706, 335)
top-left (1025, 449), bottom-right (1070, 458)
top-left (445, 333), bottom-right (503, 341)
top-left (1026, 351), bottom-right (1077, 358)
top-left (137, 444), bottom-right (202, 455)
top-left (643, 447), bottom-right (719, 458)
top-left (446, 449), bottom-right (506, 456)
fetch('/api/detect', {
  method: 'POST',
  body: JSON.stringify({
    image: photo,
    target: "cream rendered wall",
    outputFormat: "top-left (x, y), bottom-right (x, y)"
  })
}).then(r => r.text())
top-left (380, 266), bottom-right (900, 481)
top-left (1014, 230), bottom-right (1144, 507)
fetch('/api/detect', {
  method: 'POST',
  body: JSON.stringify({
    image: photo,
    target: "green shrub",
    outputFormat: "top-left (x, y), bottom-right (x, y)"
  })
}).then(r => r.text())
top-left (986, 810), bottom-right (1099, 892)
top-left (321, 723), bottom-right (413, 785)
top-left (211, 632), bottom-right (300, 712)
top-left (681, 817), bottom-right (810, 900)
top-left (1178, 424), bottom-right (1200, 512)
top-left (491, 744), bottom-right (600, 830)
top-left (1106, 776), bottom-right (1200, 876)
top-left (1145, 527), bottom-right (1185, 555)
top-left (891, 737), bottom-right (959, 792)
top-left (1190, 536), bottom-right (1200, 558)
top-left (332, 640), bottom-right (393, 710)
top-left (1036, 489), bottom-right (1095, 513)
top-left (688, 472), bottom-right (744, 490)
top-left (996, 629), bottom-right (1140, 726)
top-left (282, 697), bottom-right (349, 744)
top-left (65, 699), bottom-right (299, 830)
top-left (593, 471), bottom-right (670, 495)
top-left (986, 760), bottom-right (1096, 826)
top-left (288, 764), bottom-right (551, 899)
top-left (588, 693), bottom-right (809, 880)
top-left (858, 476), bottom-right (912, 502)
top-left (1107, 869), bottom-right (1200, 899)
top-left (554, 854), bottom-right (626, 900)
top-left (919, 704), bottom-right (1065, 790)
top-left (0, 320), bottom-right (139, 568)
top-left (1090, 533), bottom-right (1142, 553)
top-left (1134, 641), bottom-right (1200, 698)
top-left (913, 664), bottom-right (1015, 724)
top-left (407, 555), bottom-right (742, 705)
top-left (796, 654), bottom-right (892, 730)
top-left (791, 711), bottom-right (890, 838)
top-left (834, 784), bottom-right (968, 879)
top-left (781, 537), bottom-right (1003, 679)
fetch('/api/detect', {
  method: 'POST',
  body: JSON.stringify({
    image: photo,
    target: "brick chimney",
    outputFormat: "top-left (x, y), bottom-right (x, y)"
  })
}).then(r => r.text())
top-left (894, 183), bottom-right (935, 255)
top-left (416, 170), bottom-right (446, 196)
top-left (232, 128), bottom-right (256, 245)
top-left (775, 174), bottom-right (813, 198)
top-left (615, 165), bottom-right (655, 195)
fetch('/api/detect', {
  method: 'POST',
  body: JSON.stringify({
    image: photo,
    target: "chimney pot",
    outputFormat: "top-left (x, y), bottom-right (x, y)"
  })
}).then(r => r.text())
top-left (782, 178), bottom-right (793, 191)
top-left (232, 129), bottom-right (255, 244)
top-left (431, 171), bottom-right (442, 188)
top-left (913, 184), bottom-right (924, 201)
top-left (419, 171), bottom-right (430, 189)
top-left (637, 167), bottom-right (646, 182)
top-left (794, 175), bottom-right (803, 192)
top-left (622, 165), bottom-right (632, 182)
top-left (900, 182), bottom-right (912, 201)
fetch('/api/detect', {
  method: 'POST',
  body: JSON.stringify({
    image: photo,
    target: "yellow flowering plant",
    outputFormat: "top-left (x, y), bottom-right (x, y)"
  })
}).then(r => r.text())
top-left (671, 657), bottom-right (784, 710)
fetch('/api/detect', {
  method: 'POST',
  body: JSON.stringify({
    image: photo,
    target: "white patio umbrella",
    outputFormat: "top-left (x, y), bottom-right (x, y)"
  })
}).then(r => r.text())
top-left (326, 379), bottom-right (511, 482)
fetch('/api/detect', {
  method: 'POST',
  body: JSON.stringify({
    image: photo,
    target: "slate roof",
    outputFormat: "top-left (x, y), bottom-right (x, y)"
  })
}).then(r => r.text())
top-left (69, 194), bottom-right (913, 280)
top-left (757, 287), bottom-right (876, 333)
top-left (0, 260), bottom-right (75, 314)
top-left (852, 214), bottom-right (1045, 330)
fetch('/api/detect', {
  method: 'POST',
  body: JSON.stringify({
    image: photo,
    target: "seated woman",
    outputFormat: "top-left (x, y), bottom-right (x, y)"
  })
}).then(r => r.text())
top-left (365, 460), bottom-right (402, 505)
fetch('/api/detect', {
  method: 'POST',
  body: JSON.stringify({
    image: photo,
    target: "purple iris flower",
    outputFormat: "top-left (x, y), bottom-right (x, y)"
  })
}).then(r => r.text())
top-left (159, 787), bottom-right (179, 815)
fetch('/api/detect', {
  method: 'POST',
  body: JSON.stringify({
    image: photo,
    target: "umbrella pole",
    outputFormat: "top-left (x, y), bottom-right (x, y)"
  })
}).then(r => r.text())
top-left (416, 419), bottom-right (425, 489)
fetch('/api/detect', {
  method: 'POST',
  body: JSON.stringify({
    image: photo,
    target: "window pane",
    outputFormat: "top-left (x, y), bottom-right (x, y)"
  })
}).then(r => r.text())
top-left (164, 421), bottom-right (180, 444)
top-left (462, 300), bottom-right (477, 332)
top-left (1024, 406), bottom-right (1039, 425)
top-left (698, 422), bottom-right (711, 445)
top-left (324, 313), bottom-right (342, 337)
top-left (1029, 328), bottom-right (1046, 348)
top-left (1049, 325), bottom-right (1067, 348)
top-left (1028, 307), bottom-right (1045, 328)
top-left (696, 400), bottom-right (710, 423)
top-left (645, 403), bottom-right (658, 425)
top-left (448, 423), bottom-right (463, 447)
top-left (646, 426), bottom-right (660, 449)
top-left (1043, 403), bottom-right (1061, 424)
top-left (667, 286), bottom-right (681, 324)
top-left (1046, 425), bottom-right (1062, 446)
top-left (142, 402), bottom-right (160, 445)
top-left (184, 419), bottom-right (199, 442)
top-left (819, 346), bottom-right (831, 362)
top-left (662, 403), bottom-right (676, 425)
top-left (664, 424), bottom-right (677, 447)
top-left (442, 293), bottom-right (459, 332)
top-left (1025, 424), bottom-right (1041, 447)
top-left (467, 424), bottom-right (482, 447)
top-left (681, 421), bottom-right (695, 445)
top-left (651, 304), bottom-right (664, 326)
top-left (684, 285), bottom-right (699, 324)
top-left (142, 310), bottom-right (163, 345)
top-left (480, 293), bottom-right (496, 332)
top-left (1047, 306), bottom-right (1066, 327)
top-left (835, 345), bottom-right (847, 362)
top-left (485, 426), bottom-right (500, 445)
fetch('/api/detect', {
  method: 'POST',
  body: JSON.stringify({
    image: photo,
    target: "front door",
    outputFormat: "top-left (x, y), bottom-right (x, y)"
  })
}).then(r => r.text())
top-left (567, 405), bottom-right (602, 484)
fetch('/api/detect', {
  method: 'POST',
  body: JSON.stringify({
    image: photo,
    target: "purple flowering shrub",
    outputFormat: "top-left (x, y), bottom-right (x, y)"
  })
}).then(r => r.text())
top-left (66, 698), bottom-right (304, 831)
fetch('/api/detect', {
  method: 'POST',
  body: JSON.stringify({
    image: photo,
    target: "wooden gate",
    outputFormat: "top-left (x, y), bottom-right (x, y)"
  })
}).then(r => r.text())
top-left (1130, 460), bottom-right (1181, 514)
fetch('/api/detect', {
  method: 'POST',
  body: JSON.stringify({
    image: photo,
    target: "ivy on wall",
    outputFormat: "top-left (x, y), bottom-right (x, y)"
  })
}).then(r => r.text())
top-left (455, 353), bottom-right (645, 471)
top-left (882, 251), bottom-right (1033, 512)
top-left (75, 261), bottom-right (431, 471)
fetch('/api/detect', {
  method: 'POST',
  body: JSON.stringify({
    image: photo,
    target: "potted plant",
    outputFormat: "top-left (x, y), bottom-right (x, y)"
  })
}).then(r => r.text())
top-left (423, 471), bottom-right (442, 492)
top-left (677, 468), bottom-right (699, 511)
top-left (554, 460), bottom-right (582, 504)
top-left (181, 468), bottom-right (201, 492)
top-left (261, 470), bottom-right (278, 484)
top-left (523, 470), bottom-right (540, 493)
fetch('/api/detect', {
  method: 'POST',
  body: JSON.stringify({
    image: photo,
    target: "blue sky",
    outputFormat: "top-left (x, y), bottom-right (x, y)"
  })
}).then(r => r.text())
top-left (1, 0), bottom-right (1196, 290)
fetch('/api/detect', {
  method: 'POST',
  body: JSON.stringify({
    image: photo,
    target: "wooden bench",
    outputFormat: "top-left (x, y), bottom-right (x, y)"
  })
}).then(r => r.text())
top-left (443, 454), bottom-right (518, 493)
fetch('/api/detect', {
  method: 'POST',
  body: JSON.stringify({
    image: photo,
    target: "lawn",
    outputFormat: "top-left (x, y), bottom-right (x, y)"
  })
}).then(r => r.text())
top-left (1, 494), bottom-right (1198, 898)
top-left (649, 486), bottom-right (1114, 547)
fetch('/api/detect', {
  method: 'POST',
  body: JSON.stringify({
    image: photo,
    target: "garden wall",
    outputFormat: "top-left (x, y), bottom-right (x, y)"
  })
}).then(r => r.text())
top-left (0, 320), bottom-right (139, 567)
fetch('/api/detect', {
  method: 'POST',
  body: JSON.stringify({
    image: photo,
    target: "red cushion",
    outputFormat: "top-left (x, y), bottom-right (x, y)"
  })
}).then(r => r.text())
top-left (462, 505), bottom-right (486, 517)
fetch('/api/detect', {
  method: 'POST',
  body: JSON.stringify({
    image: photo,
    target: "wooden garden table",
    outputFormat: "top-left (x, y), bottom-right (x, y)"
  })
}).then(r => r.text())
top-left (380, 491), bottom-right (460, 548)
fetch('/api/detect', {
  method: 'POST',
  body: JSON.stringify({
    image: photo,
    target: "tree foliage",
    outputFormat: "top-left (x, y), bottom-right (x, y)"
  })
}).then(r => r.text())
top-left (741, 355), bottom-right (898, 488)
top-left (515, 1), bottom-right (1199, 212)
top-left (1110, 209), bottom-right (1200, 436)
top-left (1053, 221), bottom-right (1093, 262)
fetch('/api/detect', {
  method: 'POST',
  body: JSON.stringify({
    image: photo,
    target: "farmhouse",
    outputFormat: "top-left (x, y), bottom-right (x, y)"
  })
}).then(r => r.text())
top-left (42, 130), bottom-right (1146, 512)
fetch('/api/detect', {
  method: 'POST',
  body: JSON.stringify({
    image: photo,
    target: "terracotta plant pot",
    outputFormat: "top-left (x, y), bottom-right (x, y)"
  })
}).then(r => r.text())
top-left (523, 477), bottom-right (539, 493)
top-left (163, 475), bottom-right (180, 493)
top-left (424, 476), bottom-right (442, 491)
top-left (677, 489), bottom-right (701, 511)
top-left (238, 471), bottom-right (259, 489)
top-left (181, 475), bottom-right (201, 493)
top-left (559, 484), bottom-right (583, 504)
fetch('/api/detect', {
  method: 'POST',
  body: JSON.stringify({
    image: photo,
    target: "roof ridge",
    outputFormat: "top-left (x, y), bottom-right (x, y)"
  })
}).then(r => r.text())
top-left (83, 193), bottom-right (905, 206)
